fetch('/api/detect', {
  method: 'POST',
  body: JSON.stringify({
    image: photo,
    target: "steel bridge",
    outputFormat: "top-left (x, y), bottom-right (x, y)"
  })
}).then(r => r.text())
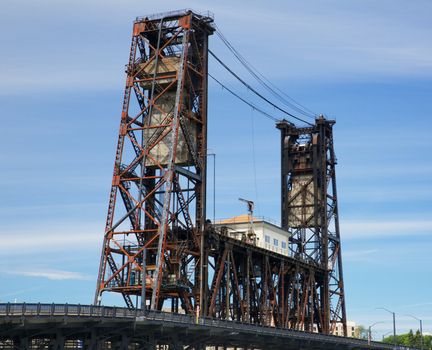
top-left (91, 8), bottom-right (347, 337)
top-left (0, 303), bottom-right (412, 350)
top-left (0, 8), bottom-right (387, 350)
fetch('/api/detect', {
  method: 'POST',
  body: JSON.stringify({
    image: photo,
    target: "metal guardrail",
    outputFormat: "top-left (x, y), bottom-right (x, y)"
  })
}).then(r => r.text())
top-left (0, 303), bottom-right (417, 350)
top-left (0, 303), bottom-right (137, 318)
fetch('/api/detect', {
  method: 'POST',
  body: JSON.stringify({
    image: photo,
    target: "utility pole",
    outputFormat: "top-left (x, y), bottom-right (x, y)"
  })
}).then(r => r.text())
top-left (368, 322), bottom-right (384, 346)
top-left (406, 314), bottom-right (423, 350)
top-left (377, 308), bottom-right (397, 350)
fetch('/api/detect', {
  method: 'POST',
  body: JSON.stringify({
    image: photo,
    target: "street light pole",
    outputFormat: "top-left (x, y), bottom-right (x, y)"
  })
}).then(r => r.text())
top-left (382, 331), bottom-right (393, 341)
top-left (368, 322), bottom-right (385, 346)
top-left (405, 314), bottom-right (423, 350)
top-left (377, 307), bottom-right (397, 350)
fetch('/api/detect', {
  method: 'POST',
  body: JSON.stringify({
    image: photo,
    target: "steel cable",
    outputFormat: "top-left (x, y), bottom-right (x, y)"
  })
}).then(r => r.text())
top-left (215, 24), bottom-right (317, 119)
top-left (209, 73), bottom-right (280, 122)
top-left (209, 50), bottom-right (313, 126)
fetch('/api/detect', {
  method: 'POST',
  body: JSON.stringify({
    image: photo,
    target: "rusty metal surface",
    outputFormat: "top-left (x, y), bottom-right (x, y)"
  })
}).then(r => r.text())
top-left (94, 9), bottom-right (346, 340)
top-left (277, 117), bottom-right (347, 335)
top-left (94, 10), bottom-right (215, 311)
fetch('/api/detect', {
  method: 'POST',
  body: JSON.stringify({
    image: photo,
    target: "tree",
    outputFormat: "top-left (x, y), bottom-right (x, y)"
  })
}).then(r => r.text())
top-left (404, 329), bottom-right (416, 347)
top-left (414, 329), bottom-right (422, 348)
top-left (354, 325), bottom-right (368, 340)
top-left (424, 334), bottom-right (432, 350)
top-left (383, 331), bottom-right (432, 349)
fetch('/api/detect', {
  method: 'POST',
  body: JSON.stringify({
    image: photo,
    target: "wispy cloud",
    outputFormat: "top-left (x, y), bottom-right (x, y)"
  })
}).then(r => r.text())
top-left (0, 287), bottom-right (43, 299)
top-left (341, 219), bottom-right (432, 239)
top-left (397, 301), bottom-right (432, 309)
top-left (339, 186), bottom-right (432, 203)
top-left (344, 248), bottom-right (379, 261)
top-left (209, 1), bottom-right (432, 81)
top-left (1, 0), bottom-right (432, 94)
top-left (0, 66), bottom-right (123, 93)
top-left (7, 269), bottom-right (92, 281)
top-left (338, 164), bottom-right (432, 179)
top-left (0, 224), bottom-right (102, 254)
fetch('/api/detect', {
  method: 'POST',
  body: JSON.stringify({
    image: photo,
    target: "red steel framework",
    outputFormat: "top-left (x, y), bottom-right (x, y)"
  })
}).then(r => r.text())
top-left (94, 10), bottom-right (347, 336)
top-left (94, 10), bottom-right (214, 311)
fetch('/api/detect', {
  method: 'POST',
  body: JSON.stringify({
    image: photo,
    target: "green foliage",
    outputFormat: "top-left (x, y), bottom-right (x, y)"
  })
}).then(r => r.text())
top-left (382, 330), bottom-right (432, 349)
top-left (355, 325), bottom-right (368, 339)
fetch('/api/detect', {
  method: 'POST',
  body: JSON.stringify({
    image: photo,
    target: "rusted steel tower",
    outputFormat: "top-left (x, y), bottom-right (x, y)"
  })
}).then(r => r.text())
top-left (94, 10), bottom-right (214, 311)
top-left (276, 117), bottom-right (347, 335)
top-left (203, 118), bottom-right (347, 334)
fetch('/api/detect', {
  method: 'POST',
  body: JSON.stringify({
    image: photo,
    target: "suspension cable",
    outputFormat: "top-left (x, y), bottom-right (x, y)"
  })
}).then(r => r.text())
top-left (209, 50), bottom-right (313, 126)
top-left (214, 24), bottom-right (317, 119)
top-left (209, 73), bottom-right (280, 122)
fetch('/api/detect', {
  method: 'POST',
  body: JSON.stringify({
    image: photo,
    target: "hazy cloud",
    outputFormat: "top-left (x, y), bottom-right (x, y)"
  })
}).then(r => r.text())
top-left (341, 219), bottom-right (432, 239)
top-left (0, 224), bottom-right (101, 254)
top-left (7, 269), bottom-right (92, 281)
top-left (344, 248), bottom-right (379, 261)
top-left (1, 0), bottom-right (431, 93)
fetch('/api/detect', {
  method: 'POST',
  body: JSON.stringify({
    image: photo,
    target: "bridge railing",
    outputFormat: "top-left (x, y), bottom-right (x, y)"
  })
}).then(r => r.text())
top-left (0, 303), bottom-right (137, 318)
top-left (0, 303), bottom-right (417, 350)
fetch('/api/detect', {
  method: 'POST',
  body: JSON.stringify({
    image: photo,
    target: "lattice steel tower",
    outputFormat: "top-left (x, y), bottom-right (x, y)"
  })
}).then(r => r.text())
top-left (95, 10), bottom-right (214, 311)
top-left (277, 117), bottom-right (347, 335)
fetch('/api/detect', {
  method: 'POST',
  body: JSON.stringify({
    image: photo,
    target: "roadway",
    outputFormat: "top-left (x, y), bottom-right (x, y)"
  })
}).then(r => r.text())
top-left (0, 303), bottom-right (417, 350)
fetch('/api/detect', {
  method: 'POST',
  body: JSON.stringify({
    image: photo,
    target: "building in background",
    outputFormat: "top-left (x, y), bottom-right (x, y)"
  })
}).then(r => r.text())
top-left (215, 215), bottom-right (290, 256)
top-left (333, 321), bottom-right (358, 337)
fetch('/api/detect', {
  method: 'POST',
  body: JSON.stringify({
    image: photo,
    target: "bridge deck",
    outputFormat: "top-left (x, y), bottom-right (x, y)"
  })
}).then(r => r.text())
top-left (0, 304), bottom-right (415, 350)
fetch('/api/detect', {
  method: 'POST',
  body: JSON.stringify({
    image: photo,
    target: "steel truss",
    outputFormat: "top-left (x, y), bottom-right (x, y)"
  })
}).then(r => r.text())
top-left (95, 10), bottom-right (215, 311)
top-left (205, 233), bottom-right (327, 332)
top-left (276, 117), bottom-right (347, 335)
top-left (94, 10), bottom-right (346, 337)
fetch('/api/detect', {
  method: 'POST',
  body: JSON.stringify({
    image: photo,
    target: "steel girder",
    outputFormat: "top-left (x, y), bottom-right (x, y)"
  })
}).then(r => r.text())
top-left (205, 232), bottom-right (326, 332)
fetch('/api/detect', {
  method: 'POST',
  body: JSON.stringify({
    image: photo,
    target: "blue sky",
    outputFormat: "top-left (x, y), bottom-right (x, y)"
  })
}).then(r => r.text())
top-left (0, 0), bottom-right (431, 339)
